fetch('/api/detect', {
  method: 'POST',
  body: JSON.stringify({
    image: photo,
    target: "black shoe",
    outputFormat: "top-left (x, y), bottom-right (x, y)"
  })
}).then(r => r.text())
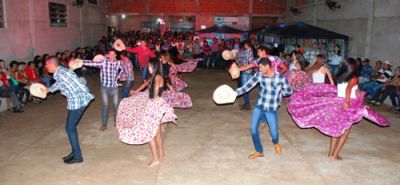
top-left (12, 108), bottom-right (24, 113)
top-left (64, 157), bottom-right (83, 164)
top-left (62, 153), bottom-right (74, 161)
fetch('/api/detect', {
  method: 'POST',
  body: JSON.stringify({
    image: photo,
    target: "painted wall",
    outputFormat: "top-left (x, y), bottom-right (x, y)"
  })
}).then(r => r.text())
top-left (0, 0), bottom-right (106, 62)
top-left (286, 0), bottom-right (400, 66)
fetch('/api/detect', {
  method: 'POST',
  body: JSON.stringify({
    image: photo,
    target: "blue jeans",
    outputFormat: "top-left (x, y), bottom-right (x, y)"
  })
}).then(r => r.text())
top-left (363, 82), bottom-right (384, 98)
top-left (121, 80), bottom-right (135, 98)
top-left (251, 106), bottom-right (279, 153)
top-left (140, 67), bottom-right (148, 82)
top-left (378, 85), bottom-right (400, 107)
top-left (66, 106), bottom-right (87, 160)
top-left (240, 73), bottom-right (252, 106)
top-left (100, 86), bottom-right (119, 126)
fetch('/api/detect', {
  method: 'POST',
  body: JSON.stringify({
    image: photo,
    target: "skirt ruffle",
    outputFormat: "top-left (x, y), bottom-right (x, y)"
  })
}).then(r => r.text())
top-left (162, 90), bottom-right (192, 109)
top-left (287, 84), bottom-right (390, 137)
top-left (116, 91), bottom-right (177, 144)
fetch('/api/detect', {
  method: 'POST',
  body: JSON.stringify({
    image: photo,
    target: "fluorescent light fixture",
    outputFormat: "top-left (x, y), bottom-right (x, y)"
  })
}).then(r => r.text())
top-left (121, 14), bottom-right (126, 19)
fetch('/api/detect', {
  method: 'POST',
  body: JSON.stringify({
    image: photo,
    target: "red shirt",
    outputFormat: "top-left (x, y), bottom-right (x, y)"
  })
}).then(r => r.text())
top-left (126, 46), bottom-right (155, 68)
top-left (25, 67), bottom-right (40, 81)
top-left (0, 74), bottom-right (8, 87)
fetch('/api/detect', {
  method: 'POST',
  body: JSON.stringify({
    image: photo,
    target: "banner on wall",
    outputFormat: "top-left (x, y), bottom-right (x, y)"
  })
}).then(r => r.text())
top-left (214, 16), bottom-right (249, 31)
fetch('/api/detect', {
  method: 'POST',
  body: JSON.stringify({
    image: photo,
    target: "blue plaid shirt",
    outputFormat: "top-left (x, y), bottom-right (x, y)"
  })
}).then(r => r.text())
top-left (83, 58), bottom-right (124, 88)
top-left (49, 66), bottom-right (94, 110)
top-left (236, 72), bottom-right (292, 111)
top-left (360, 65), bottom-right (373, 79)
top-left (237, 48), bottom-right (254, 74)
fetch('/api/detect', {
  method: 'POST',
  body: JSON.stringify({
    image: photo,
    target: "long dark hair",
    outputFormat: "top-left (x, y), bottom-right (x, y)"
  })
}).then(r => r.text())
top-left (334, 44), bottom-right (341, 56)
top-left (291, 51), bottom-right (309, 70)
top-left (306, 54), bottom-right (325, 75)
top-left (335, 57), bottom-right (360, 84)
top-left (160, 51), bottom-right (173, 88)
top-left (148, 58), bottom-right (164, 98)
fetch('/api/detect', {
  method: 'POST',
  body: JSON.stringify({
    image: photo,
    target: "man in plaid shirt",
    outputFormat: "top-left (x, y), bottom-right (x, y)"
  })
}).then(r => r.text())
top-left (46, 56), bottom-right (94, 164)
top-left (236, 41), bottom-right (254, 110)
top-left (236, 57), bottom-right (292, 159)
top-left (82, 49), bottom-right (125, 131)
top-left (119, 51), bottom-right (135, 98)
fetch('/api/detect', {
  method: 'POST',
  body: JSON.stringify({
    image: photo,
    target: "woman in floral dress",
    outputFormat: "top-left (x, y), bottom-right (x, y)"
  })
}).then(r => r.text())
top-left (288, 58), bottom-right (390, 160)
top-left (116, 58), bottom-right (177, 167)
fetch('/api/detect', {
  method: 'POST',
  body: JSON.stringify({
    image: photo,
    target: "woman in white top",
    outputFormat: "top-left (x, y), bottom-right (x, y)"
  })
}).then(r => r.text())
top-left (306, 54), bottom-right (334, 85)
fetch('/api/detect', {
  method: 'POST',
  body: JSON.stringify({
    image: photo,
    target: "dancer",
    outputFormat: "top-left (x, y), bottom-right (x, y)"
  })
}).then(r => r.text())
top-left (160, 51), bottom-right (192, 108)
top-left (286, 51), bottom-right (312, 91)
top-left (288, 58), bottom-right (390, 160)
top-left (45, 56), bottom-right (94, 164)
top-left (81, 49), bottom-right (125, 131)
top-left (235, 57), bottom-right (292, 159)
top-left (119, 51), bottom-right (135, 98)
top-left (306, 54), bottom-right (334, 85)
top-left (116, 58), bottom-right (177, 167)
top-left (126, 40), bottom-right (155, 82)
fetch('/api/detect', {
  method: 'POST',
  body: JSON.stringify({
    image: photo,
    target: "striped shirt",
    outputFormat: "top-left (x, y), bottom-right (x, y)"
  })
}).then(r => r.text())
top-left (120, 59), bottom-right (134, 81)
top-left (83, 59), bottom-right (124, 88)
top-left (49, 66), bottom-right (94, 110)
top-left (236, 72), bottom-right (292, 111)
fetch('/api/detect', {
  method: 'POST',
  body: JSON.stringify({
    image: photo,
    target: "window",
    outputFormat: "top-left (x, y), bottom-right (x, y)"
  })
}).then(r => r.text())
top-left (49, 2), bottom-right (67, 27)
top-left (0, 0), bottom-right (5, 28)
top-left (88, 0), bottom-right (97, 5)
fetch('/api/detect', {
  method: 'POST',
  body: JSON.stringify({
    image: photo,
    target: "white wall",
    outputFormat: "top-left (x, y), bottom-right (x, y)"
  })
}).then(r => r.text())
top-left (0, 0), bottom-right (106, 62)
top-left (286, 0), bottom-right (400, 66)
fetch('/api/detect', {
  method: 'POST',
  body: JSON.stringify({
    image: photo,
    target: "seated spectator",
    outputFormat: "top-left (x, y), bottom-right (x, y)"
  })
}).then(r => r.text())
top-left (0, 59), bottom-right (7, 73)
top-left (369, 66), bottom-right (400, 111)
top-left (361, 61), bottom-right (393, 99)
top-left (359, 58), bottom-right (373, 84)
top-left (25, 61), bottom-right (42, 83)
top-left (36, 61), bottom-right (51, 87)
top-left (15, 62), bottom-right (37, 103)
top-left (0, 72), bottom-right (24, 113)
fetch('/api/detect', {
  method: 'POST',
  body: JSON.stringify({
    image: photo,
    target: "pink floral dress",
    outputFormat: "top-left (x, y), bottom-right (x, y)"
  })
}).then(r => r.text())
top-left (285, 69), bottom-right (312, 92)
top-left (162, 90), bottom-right (192, 109)
top-left (169, 66), bottom-right (188, 92)
top-left (287, 84), bottom-right (390, 137)
top-left (116, 91), bottom-right (177, 144)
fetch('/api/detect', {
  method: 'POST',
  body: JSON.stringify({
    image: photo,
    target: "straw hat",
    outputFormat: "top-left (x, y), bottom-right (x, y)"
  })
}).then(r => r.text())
top-left (29, 83), bottom-right (47, 99)
top-left (222, 50), bottom-right (234, 60)
top-left (213, 84), bottom-right (237, 104)
top-left (229, 63), bottom-right (240, 79)
top-left (231, 49), bottom-right (239, 58)
top-left (93, 54), bottom-right (105, 62)
top-left (69, 59), bottom-right (83, 71)
top-left (383, 60), bottom-right (392, 66)
top-left (113, 39), bottom-right (126, 51)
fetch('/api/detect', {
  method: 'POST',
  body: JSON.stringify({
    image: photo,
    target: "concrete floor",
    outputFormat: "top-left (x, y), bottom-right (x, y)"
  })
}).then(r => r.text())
top-left (0, 70), bottom-right (399, 185)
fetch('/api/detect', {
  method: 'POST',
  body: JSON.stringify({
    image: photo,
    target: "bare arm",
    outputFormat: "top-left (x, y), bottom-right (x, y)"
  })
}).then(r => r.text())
top-left (153, 75), bottom-right (164, 97)
top-left (323, 66), bottom-right (334, 85)
top-left (130, 79), bottom-right (151, 94)
top-left (343, 77), bottom-right (358, 109)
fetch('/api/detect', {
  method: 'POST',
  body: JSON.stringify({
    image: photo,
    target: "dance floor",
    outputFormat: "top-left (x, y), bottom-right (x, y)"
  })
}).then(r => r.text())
top-left (0, 70), bottom-right (399, 185)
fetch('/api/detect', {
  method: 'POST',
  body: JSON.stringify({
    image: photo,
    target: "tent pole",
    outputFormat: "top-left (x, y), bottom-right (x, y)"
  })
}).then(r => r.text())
top-left (313, 0), bottom-right (318, 26)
